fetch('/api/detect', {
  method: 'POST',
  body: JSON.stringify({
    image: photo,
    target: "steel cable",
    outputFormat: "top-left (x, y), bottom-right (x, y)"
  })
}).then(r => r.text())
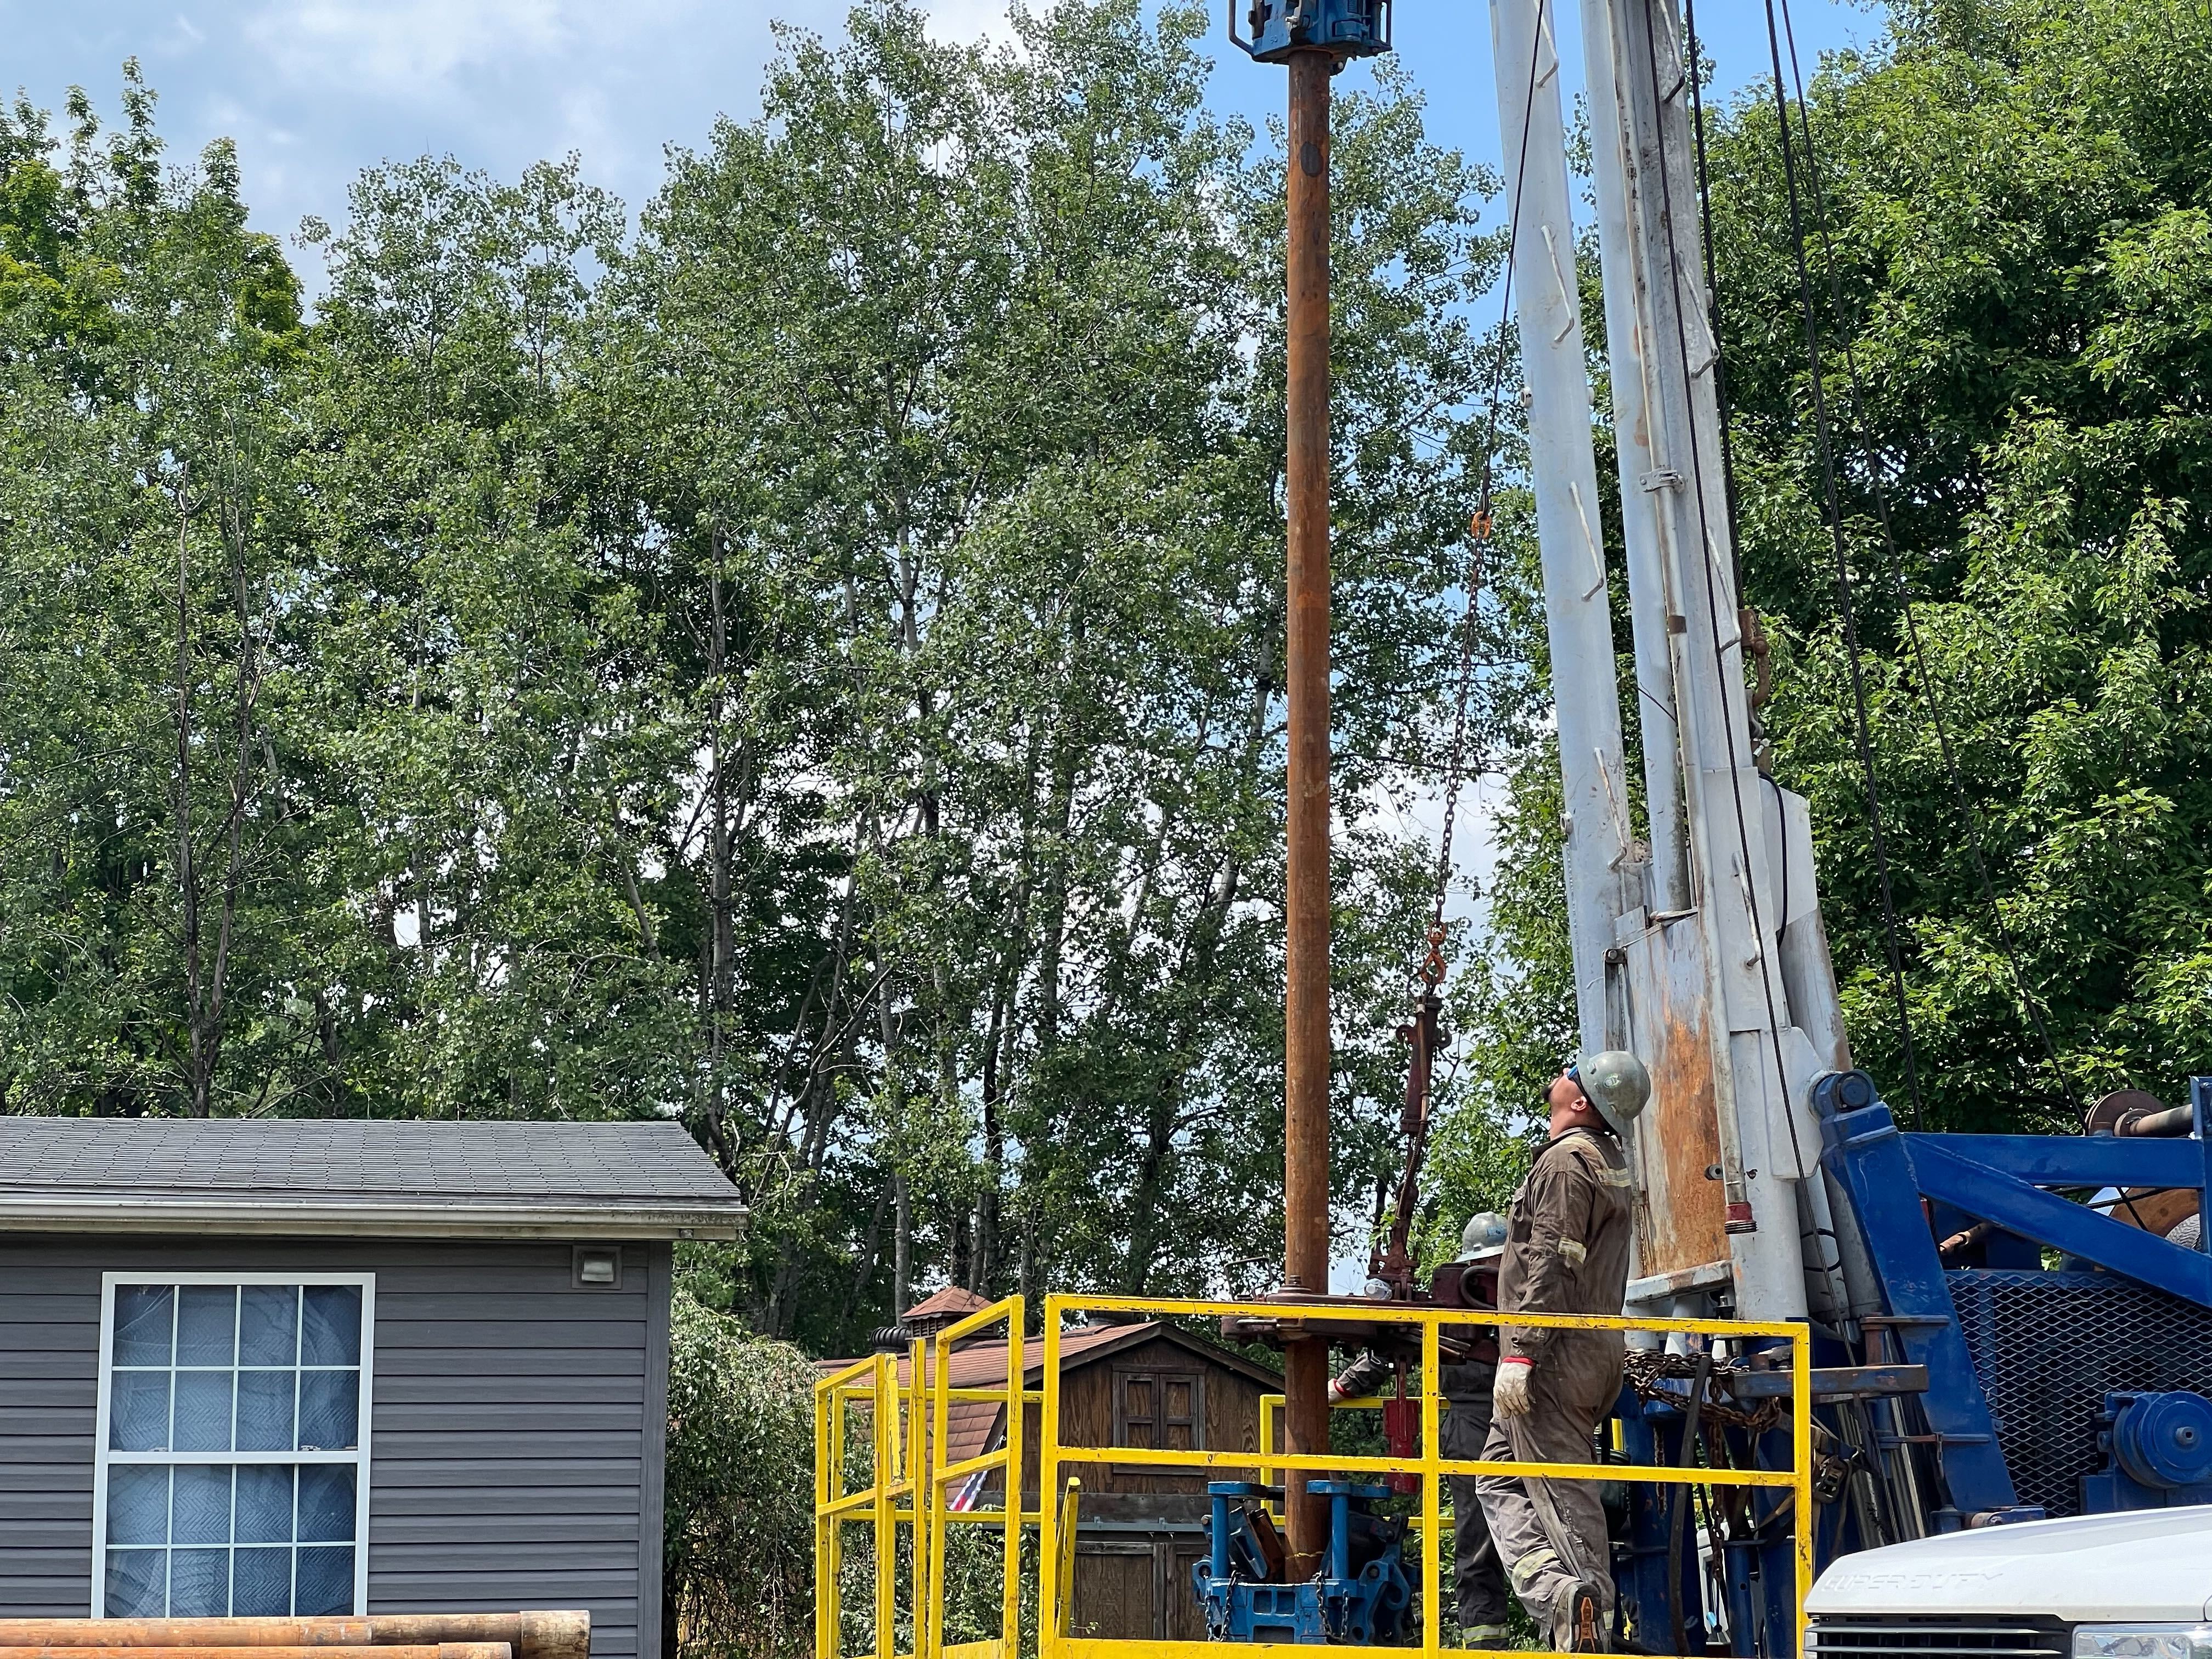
top-left (1768, 0), bottom-right (2074, 1120)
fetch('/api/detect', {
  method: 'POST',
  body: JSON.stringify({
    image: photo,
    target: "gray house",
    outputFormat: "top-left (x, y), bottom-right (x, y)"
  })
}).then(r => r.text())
top-left (0, 1118), bottom-right (745, 1659)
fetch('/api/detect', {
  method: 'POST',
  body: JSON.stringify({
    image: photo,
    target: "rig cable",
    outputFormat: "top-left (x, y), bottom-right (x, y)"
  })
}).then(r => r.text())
top-left (1769, 0), bottom-right (2074, 1119)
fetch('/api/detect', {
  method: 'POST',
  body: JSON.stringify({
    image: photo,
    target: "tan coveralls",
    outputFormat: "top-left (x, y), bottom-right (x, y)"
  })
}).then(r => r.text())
top-left (1475, 1125), bottom-right (1634, 1639)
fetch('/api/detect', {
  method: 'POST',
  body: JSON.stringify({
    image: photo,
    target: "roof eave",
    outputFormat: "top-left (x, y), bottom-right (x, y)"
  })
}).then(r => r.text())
top-left (0, 1195), bottom-right (746, 1241)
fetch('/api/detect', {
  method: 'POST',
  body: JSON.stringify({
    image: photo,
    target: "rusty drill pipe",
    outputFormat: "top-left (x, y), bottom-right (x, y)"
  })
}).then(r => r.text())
top-left (0, 1617), bottom-right (584, 1659)
top-left (1282, 41), bottom-right (1335, 1579)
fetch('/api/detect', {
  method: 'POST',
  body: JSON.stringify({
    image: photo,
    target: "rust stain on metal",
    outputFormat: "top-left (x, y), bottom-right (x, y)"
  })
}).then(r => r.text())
top-left (1628, 927), bottom-right (1730, 1276)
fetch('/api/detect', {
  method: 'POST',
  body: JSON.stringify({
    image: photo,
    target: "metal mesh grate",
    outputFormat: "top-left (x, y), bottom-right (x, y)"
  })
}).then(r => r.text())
top-left (1949, 1269), bottom-right (2212, 1516)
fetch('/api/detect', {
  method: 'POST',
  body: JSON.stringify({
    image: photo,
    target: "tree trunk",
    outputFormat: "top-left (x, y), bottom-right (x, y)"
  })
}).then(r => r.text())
top-left (893, 1169), bottom-right (911, 1323)
top-left (171, 495), bottom-right (209, 1118)
top-left (703, 526), bottom-right (736, 1171)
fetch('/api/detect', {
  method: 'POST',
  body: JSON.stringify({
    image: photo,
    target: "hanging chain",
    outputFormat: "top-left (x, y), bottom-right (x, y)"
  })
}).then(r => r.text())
top-left (1419, 522), bottom-right (1489, 992)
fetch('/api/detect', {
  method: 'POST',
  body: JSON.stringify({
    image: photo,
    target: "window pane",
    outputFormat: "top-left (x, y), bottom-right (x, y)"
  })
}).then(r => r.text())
top-left (297, 1465), bottom-right (356, 1543)
top-left (114, 1286), bottom-right (174, 1367)
top-left (240, 1287), bottom-right (299, 1367)
top-left (295, 1545), bottom-right (353, 1616)
top-left (232, 1545), bottom-right (291, 1616)
top-left (170, 1546), bottom-right (228, 1616)
top-left (237, 1371), bottom-right (297, 1453)
top-left (176, 1286), bottom-right (238, 1366)
top-left (111, 1372), bottom-right (172, 1453)
top-left (301, 1287), bottom-right (360, 1367)
top-left (106, 1548), bottom-right (167, 1618)
top-left (172, 1465), bottom-right (232, 1546)
top-left (108, 1466), bottom-right (170, 1545)
top-left (236, 1466), bottom-right (294, 1544)
top-left (298, 1372), bottom-right (358, 1452)
top-left (173, 1371), bottom-right (236, 1453)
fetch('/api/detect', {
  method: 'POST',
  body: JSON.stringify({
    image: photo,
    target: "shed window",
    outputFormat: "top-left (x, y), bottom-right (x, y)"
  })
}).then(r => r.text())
top-left (1113, 1369), bottom-right (1204, 1450)
top-left (95, 1275), bottom-right (374, 1619)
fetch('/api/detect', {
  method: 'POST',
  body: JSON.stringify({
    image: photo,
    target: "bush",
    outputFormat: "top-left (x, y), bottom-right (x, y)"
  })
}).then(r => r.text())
top-left (664, 1290), bottom-right (817, 1659)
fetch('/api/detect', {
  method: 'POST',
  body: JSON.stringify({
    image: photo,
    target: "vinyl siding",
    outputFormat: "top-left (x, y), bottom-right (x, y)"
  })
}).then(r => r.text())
top-left (0, 1235), bottom-right (670, 1659)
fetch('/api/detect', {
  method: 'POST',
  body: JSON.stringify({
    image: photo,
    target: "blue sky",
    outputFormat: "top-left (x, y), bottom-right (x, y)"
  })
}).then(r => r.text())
top-left (6, 0), bottom-right (1887, 283)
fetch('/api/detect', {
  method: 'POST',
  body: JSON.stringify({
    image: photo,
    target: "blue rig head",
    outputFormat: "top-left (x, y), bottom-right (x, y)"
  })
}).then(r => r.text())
top-left (1233, 0), bottom-right (1394, 65)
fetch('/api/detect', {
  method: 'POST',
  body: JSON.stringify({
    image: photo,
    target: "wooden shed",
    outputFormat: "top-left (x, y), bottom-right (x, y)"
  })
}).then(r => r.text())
top-left (0, 1118), bottom-right (746, 1659)
top-left (831, 1298), bottom-right (1279, 1640)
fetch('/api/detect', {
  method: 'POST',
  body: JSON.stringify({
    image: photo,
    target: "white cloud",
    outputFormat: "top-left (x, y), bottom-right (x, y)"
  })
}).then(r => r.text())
top-left (244, 0), bottom-right (601, 93)
top-left (240, 0), bottom-right (1005, 103)
top-left (915, 0), bottom-right (1020, 42)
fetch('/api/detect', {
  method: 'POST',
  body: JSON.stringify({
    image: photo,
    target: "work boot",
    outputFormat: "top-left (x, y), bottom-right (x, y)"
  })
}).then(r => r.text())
top-left (1553, 1577), bottom-right (1608, 1653)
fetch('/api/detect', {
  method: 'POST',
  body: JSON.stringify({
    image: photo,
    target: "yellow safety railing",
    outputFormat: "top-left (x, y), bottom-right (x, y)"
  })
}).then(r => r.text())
top-left (1037, 1294), bottom-right (1812, 1659)
top-left (817, 1294), bottom-right (1814, 1659)
top-left (815, 1348), bottom-right (920, 1659)
top-left (815, 1298), bottom-right (1042, 1659)
top-left (928, 1296), bottom-right (1032, 1659)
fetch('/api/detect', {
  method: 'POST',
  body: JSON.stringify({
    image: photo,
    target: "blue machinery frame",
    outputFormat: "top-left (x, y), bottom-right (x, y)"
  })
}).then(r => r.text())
top-left (1815, 1071), bottom-right (2212, 1522)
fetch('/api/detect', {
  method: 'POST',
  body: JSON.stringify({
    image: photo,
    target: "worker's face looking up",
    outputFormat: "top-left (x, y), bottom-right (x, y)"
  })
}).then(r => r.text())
top-left (1545, 1069), bottom-right (1602, 1137)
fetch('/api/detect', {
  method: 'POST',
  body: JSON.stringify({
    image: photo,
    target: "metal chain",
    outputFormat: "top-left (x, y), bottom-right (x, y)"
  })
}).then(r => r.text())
top-left (1422, 533), bottom-right (1489, 990)
top-left (1408, 0), bottom-right (1547, 997)
top-left (1624, 1349), bottom-right (1789, 1436)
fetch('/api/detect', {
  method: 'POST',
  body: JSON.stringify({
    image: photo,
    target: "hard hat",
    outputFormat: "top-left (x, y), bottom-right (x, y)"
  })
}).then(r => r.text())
top-left (1460, 1211), bottom-right (1508, 1260)
top-left (1576, 1049), bottom-right (1651, 1130)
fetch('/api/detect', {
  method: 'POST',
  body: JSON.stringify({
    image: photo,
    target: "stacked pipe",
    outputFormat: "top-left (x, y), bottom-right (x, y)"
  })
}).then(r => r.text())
top-left (0, 1611), bottom-right (590, 1659)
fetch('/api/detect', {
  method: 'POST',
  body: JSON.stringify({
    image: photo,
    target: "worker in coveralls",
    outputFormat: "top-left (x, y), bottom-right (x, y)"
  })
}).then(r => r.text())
top-left (1441, 1212), bottom-right (1511, 1646)
top-left (1476, 1064), bottom-right (1635, 1652)
top-left (1327, 1214), bottom-right (1510, 1643)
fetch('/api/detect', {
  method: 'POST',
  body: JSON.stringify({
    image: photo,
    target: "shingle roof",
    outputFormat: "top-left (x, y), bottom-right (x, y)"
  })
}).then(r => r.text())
top-left (904, 1285), bottom-right (993, 1324)
top-left (819, 1321), bottom-right (1284, 1471)
top-left (0, 1116), bottom-right (746, 1240)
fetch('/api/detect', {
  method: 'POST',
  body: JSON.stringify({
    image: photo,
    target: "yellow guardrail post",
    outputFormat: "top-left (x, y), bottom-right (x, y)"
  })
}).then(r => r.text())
top-left (1795, 1317), bottom-right (1814, 1655)
top-left (1053, 1479), bottom-right (1082, 1640)
top-left (816, 1359), bottom-right (834, 1659)
top-left (1000, 1303), bottom-right (1026, 1657)
top-left (1257, 1391), bottom-right (1282, 1512)
top-left (815, 1356), bottom-right (879, 1659)
top-left (926, 1295), bottom-right (1028, 1659)
top-left (874, 1352), bottom-right (895, 1659)
top-left (1420, 1316), bottom-right (1442, 1659)
top-left (1038, 1306), bottom-right (1065, 1643)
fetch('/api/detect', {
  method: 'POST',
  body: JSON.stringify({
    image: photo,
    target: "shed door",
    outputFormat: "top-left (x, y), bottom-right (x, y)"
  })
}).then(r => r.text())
top-left (1112, 1368), bottom-right (1203, 1492)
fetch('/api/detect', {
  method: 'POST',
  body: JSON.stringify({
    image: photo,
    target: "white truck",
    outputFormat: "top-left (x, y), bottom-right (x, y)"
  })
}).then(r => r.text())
top-left (1807, 1510), bottom-right (2212, 1658)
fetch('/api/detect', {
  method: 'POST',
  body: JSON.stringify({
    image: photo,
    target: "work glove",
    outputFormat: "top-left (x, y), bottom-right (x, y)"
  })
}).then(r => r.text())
top-left (1494, 1356), bottom-right (1534, 1418)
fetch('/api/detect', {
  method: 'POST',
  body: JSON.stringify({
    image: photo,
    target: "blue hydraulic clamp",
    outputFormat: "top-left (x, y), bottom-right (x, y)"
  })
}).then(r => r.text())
top-left (1231, 0), bottom-right (1393, 64)
top-left (1192, 1480), bottom-right (1412, 1643)
top-left (2083, 1391), bottom-right (2212, 1512)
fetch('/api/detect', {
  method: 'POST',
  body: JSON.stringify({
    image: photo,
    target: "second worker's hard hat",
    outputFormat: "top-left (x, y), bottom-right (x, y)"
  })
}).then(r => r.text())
top-left (1460, 1211), bottom-right (1508, 1260)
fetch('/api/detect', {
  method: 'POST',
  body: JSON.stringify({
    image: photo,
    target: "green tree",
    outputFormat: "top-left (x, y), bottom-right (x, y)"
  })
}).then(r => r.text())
top-left (1710, 0), bottom-right (2212, 1128)
top-left (1, 7), bottom-right (1523, 1358)
top-left (0, 67), bottom-right (313, 1117)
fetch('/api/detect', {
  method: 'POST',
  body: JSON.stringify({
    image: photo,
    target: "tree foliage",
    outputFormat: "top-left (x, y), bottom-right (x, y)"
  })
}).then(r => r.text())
top-left (1709, 0), bottom-right (2212, 1129)
top-left (0, 3), bottom-right (1517, 1355)
top-left (663, 1291), bottom-right (817, 1659)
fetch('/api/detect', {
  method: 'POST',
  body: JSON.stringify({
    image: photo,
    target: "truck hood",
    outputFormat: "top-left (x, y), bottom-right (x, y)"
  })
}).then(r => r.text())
top-left (1808, 1509), bottom-right (2212, 1624)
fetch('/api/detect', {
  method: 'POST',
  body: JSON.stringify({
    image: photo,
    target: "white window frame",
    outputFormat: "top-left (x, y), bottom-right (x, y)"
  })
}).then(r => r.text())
top-left (92, 1271), bottom-right (376, 1618)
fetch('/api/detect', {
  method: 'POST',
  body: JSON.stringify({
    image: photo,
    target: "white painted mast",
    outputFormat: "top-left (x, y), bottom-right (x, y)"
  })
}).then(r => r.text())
top-left (1490, 0), bottom-right (1882, 1323)
top-left (1488, 0), bottom-right (1634, 1065)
